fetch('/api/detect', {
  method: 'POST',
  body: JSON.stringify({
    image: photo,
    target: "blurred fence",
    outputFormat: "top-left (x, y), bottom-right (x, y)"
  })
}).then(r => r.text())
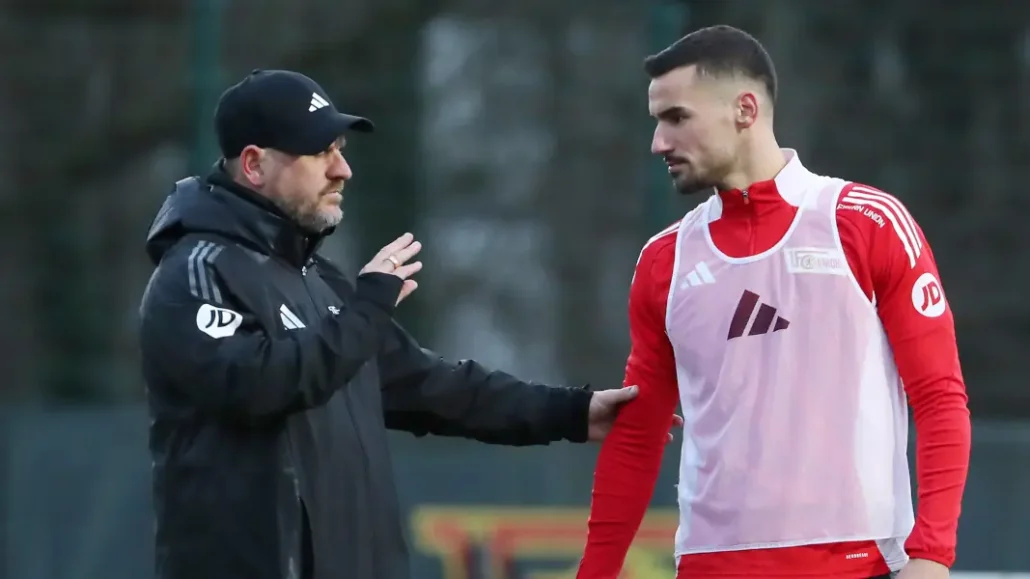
top-left (2, 0), bottom-right (1029, 577)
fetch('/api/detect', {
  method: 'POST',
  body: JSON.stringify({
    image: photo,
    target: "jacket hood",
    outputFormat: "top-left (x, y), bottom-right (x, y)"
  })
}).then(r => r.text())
top-left (145, 162), bottom-right (329, 266)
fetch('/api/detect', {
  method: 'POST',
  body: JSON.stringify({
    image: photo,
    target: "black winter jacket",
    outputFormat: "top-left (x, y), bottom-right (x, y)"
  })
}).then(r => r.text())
top-left (138, 165), bottom-right (593, 579)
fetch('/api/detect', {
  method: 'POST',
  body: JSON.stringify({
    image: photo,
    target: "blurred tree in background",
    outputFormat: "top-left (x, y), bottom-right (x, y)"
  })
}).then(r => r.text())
top-left (4, 2), bottom-right (1030, 578)
top-left (1, 0), bottom-right (1026, 419)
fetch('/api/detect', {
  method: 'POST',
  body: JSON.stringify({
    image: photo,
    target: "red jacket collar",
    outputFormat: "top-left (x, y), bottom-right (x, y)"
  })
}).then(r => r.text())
top-left (711, 149), bottom-right (810, 220)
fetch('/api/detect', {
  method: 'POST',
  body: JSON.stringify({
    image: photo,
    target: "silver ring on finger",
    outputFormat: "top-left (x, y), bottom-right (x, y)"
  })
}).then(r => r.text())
top-left (386, 255), bottom-right (400, 269)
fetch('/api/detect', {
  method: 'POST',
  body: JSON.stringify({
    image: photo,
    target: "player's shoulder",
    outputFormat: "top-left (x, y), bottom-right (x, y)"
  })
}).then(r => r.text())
top-left (834, 182), bottom-right (920, 228)
top-left (629, 218), bottom-right (685, 289)
top-left (834, 182), bottom-right (922, 232)
top-left (637, 219), bottom-right (680, 265)
top-left (834, 182), bottom-right (926, 267)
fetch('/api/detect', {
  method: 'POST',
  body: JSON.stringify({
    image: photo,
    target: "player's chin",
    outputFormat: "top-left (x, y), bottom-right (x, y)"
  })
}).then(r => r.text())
top-left (673, 175), bottom-right (711, 196)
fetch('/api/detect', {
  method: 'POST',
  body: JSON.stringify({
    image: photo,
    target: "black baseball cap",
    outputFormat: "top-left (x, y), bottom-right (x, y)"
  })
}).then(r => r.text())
top-left (214, 69), bottom-right (374, 159)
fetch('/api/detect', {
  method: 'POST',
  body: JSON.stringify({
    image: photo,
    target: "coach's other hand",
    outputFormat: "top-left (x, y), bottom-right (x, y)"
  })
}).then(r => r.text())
top-left (587, 385), bottom-right (684, 442)
top-left (360, 232), bottom-right (423, 304)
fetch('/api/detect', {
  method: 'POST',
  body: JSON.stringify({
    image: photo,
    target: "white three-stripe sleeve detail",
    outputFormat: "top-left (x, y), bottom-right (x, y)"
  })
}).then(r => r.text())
top-left (847, 186), bottom-right (923, 251)
top-left (841, 194), bottom-right (919, 268)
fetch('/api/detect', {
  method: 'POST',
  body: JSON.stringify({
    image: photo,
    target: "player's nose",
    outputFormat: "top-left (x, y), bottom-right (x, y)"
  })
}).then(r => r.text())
top-left (651, 126), bottom-right (672, 155)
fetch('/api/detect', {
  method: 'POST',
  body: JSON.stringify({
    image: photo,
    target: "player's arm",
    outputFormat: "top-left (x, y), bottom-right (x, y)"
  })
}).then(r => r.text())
top-left (578, 237), bottom-right (680, 578)
top-left (840, 184), bottom-right (970, 568)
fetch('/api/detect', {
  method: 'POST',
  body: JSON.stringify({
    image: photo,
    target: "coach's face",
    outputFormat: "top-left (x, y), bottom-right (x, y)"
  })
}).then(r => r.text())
top-left (648, 65), bottom-right (739, 195)
top-left (246, 138), bottom-right (353, 233)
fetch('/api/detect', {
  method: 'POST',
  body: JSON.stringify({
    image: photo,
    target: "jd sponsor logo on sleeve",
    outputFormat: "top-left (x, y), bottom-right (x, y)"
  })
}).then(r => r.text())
top-left (911, 272), bottom-right (946, 318)
top-left (196, 304), bottom-right (243, 338)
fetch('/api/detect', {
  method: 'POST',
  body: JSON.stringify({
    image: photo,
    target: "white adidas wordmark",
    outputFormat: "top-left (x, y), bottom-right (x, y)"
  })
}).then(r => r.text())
top-left (842, 185), bottom-right (922, 268)
top-left (308, 92), bottom-right (329, 112)
top-left (681, 261), bottom-right (715, 288)
top-left (280, 304), bottom-right (306, 330)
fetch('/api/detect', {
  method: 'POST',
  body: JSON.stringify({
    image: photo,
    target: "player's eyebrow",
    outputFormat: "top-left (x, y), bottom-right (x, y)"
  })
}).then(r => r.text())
top-left (653, 106), bottom-right (691, 120)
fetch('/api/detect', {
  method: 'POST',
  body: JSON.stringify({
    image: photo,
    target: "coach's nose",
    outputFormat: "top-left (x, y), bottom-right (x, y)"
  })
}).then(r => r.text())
top-left (328, 148), bottom-right (353, 181)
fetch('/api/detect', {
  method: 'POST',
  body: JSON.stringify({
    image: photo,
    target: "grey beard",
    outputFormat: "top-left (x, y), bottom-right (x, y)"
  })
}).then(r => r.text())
top-left (294, 209), bottom-right (342, 234)
top-left (275, 196), bottom-right (342, 234)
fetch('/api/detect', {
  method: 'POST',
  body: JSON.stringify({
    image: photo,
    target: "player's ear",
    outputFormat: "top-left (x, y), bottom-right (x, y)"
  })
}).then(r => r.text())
top-left (735, 92), bottom-right (759, 129)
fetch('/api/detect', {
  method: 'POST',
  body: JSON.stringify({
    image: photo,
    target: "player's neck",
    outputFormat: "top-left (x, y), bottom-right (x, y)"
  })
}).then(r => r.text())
top-left (719, 134), bottom-right (786, 193)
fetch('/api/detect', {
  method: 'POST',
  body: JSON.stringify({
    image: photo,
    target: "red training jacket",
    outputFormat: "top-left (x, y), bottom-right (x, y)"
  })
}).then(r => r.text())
top-left (578, 176), bottom-right (970, 579)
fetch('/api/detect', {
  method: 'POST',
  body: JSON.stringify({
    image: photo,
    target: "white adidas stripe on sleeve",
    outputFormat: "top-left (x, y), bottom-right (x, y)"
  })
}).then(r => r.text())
top-left (842, 186), bottom-right (923, 268)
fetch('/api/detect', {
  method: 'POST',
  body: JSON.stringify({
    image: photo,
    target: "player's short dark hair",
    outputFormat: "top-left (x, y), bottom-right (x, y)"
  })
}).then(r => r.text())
top-left (643, 25), bottom-right (777, 103)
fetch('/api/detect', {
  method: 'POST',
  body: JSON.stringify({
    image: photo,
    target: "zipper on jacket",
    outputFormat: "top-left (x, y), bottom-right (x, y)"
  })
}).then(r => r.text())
top-left (742, 189), bottom-right (756, 254)
top-left (299, 259), bottom-right (335, 330)
top-left (300, 262), bottom-right (319, 311)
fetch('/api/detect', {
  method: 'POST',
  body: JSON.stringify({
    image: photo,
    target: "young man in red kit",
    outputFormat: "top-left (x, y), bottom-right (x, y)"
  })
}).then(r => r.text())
top-left (576, 26), bottom-right (970, 579)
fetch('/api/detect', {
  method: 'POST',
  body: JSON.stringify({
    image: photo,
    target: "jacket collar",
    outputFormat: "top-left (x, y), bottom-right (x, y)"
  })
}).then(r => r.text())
top-left (204, 161), bottom-right (329, 267)
top-left (710, 149), bottom-right (812, 220)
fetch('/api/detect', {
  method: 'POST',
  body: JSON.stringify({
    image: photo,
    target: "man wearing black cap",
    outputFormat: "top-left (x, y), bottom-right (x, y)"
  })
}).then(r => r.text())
top-left (138, 70), bottom-right (669, 579)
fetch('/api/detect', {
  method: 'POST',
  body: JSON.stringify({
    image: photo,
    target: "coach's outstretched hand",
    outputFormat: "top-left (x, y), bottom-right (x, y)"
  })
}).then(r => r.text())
top-left (359, 233), bottom-right (423, 305)
top-left (586, 385), bottom-right (684, 442)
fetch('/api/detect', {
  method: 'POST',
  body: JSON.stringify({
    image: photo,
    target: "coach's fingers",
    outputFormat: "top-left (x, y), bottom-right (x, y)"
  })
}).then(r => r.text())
top-left (390, 240), bottom-right (422, 265)
top-left (369, 233), bottom-right (416, 265)
top-left (607, 385), bottom-right (639, 403)
top-left (361, 233), bottom-right (420, 276)
top-left (378, 232), bottom-right (415, 257)
top-left (396, 279), bottom-right (418, 305)
top-left (393, 261), bottom-right (423, 280)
